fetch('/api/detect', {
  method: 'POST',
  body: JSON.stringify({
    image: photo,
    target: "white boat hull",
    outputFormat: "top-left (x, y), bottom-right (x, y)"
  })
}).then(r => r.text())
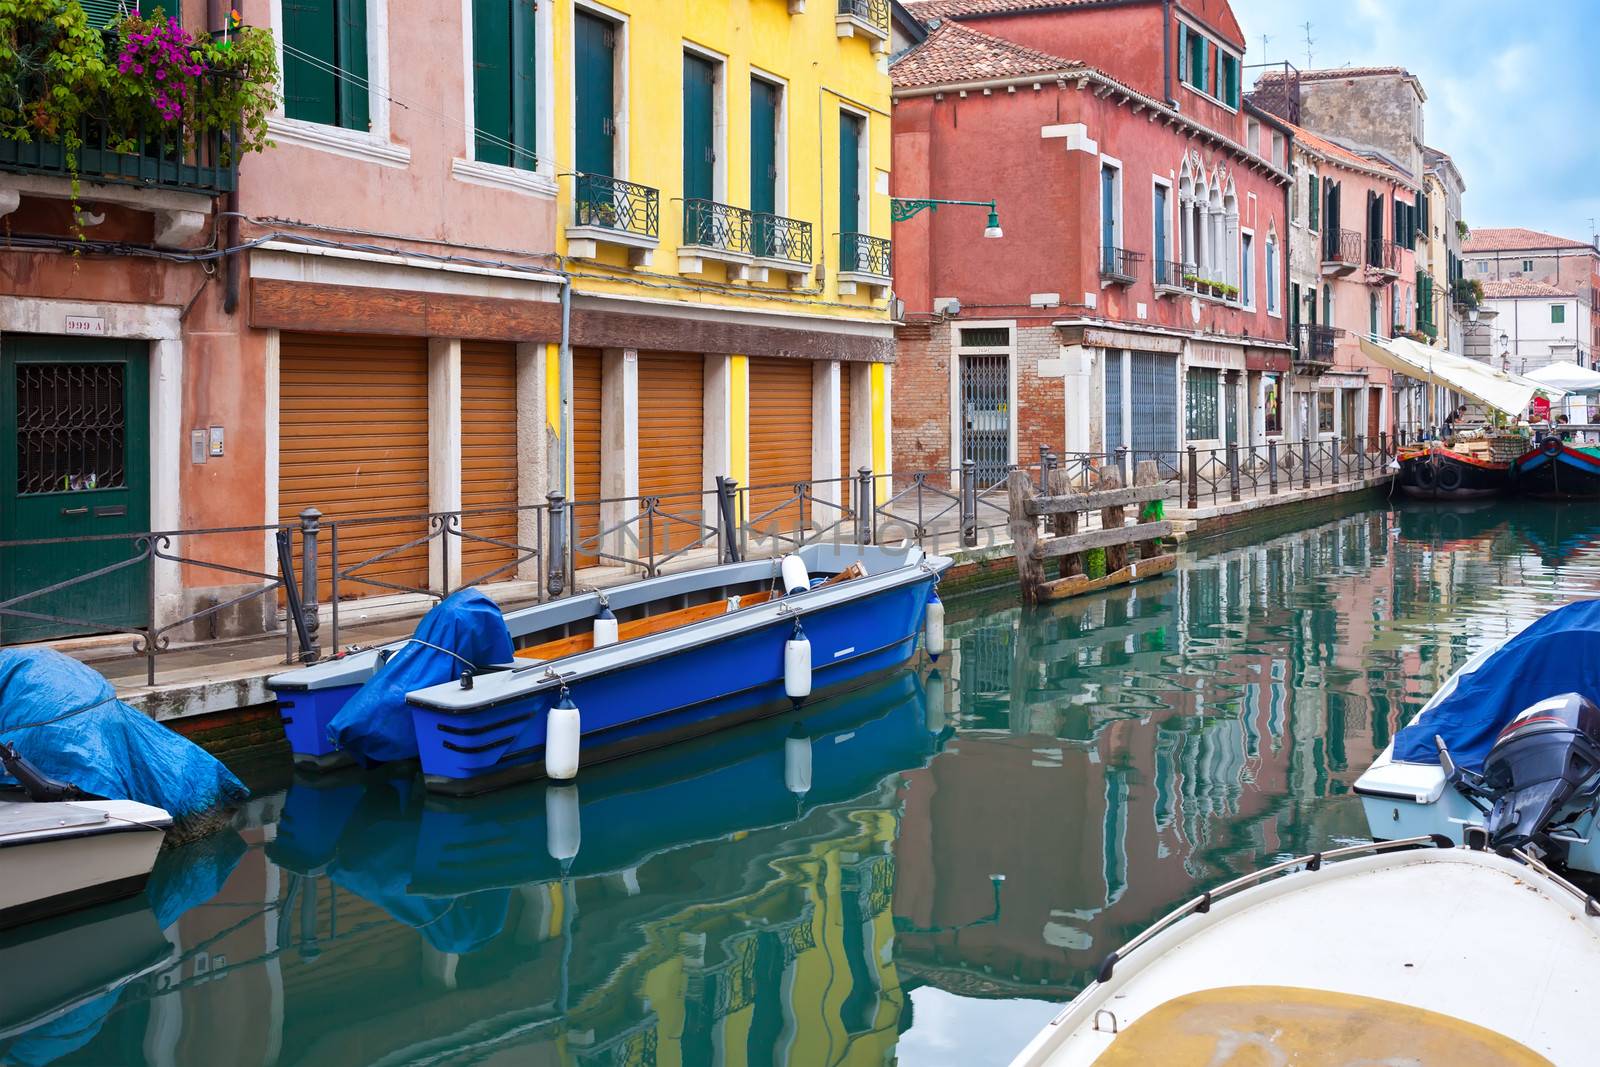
top-left (1012, 845), bottom-right (1600, 1066)
top-left (0, 799), bottom-right (172, 929)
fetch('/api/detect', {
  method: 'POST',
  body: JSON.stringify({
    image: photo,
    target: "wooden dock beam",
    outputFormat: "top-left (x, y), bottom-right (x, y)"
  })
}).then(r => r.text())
top-left (1011, 461), bottom-right (1175, 606)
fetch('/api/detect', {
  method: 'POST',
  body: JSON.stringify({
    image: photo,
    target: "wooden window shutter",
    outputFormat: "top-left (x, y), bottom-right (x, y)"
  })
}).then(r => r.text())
top-left (78, 0), bottom-right (126, 27)
top-left (473, 0), bottom-right (513, 166)
top-left (283, 0), bottom-right (339, 125)
top-left (512, 0), bottom-right (538, 170)
top-left (336, 0), bottom-right (371, 131)
top-left (1309, 175), bottom-right (1319, 230)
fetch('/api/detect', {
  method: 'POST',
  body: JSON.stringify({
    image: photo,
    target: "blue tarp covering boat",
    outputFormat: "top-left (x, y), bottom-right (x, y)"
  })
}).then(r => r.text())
top-left (327, 590), bottom-right (514, 767)
top-left (0, 649), bottom-right (246, 837)
top-left (1394, 599), bottom-right (1600, 769)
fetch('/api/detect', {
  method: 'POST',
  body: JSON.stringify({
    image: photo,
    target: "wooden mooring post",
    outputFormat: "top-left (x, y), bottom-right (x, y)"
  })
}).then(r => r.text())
top-left (1009, 461), bottom-right (1176, 606)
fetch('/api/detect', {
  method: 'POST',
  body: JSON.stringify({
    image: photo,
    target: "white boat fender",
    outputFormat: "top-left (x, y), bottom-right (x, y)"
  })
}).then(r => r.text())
top-left (785, 724), bottom-right (813, 803)
top-left (545, 782), bottom-right (581, 869)
top-left (592, 603), bottom-right (619, 648)
top-left (925, 591), bottom-right (946, 659)
top-left (924, 668), bottom-right (947, 733)
top-left (780, 553), bottom-right (811, 596)
top-left (785, 621), bottom-right (813, 701)
top-left (546, 690), bottom-right (582, 780)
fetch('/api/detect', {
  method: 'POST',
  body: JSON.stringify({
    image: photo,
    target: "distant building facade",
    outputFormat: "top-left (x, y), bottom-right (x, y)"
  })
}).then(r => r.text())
top-left (889, 0), bottom-right (1293, 485)
top-left (1463, 228), bottom-right (1600, 370)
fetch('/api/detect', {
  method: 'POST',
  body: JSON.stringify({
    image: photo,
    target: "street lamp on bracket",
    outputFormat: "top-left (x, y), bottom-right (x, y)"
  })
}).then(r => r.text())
top-left (891, 197), bottom-right (1004, 238)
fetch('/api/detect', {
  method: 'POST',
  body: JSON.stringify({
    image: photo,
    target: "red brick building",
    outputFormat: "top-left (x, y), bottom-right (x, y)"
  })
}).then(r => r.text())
top-left (890, 1), bottom-right (1292, 483)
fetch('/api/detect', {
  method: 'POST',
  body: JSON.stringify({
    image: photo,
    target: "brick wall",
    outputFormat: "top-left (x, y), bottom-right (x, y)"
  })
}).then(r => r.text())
top-left (891, 321), bottom-right (1068, 476)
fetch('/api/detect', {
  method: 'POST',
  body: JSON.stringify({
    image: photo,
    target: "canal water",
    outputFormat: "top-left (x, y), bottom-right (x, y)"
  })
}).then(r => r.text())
top-left (9, 496), bottom-right (1600, 1067)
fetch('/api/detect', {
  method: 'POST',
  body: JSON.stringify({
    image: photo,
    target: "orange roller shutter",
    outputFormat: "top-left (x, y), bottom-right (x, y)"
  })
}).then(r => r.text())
top-left (278, 333), bottom-right (430, 599)
top-left (571, 348), bottom-right (603, 566)
top-left (638, 353), bottom-right (705, 554)
top-left (460, 341), bottom-right (517, 585)
top-left (749, 357), bottom-right (814, 535)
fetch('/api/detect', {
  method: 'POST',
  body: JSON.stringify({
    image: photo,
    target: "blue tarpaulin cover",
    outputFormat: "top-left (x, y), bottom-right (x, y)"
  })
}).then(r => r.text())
top-left (328, 590), bottom-right (513, 766)
top-left (0, 649), bottom-right (247, 830)
top-left (1394, 599), bottom-right (1600, 769)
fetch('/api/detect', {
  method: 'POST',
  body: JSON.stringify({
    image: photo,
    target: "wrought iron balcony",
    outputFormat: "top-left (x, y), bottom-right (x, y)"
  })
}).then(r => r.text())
top-left (1321, 228), bottom-right (1362, 274)
top-left (0, 70), bottom-right (239, 196)
top-left (683, 198), bottom-right (752, 254)
top-left (1366, 236), bottom-right (1399, 275)
top-left (1296, 323), bottom-right (1341, 370)
top-left (752, 212), bottom-right (813, 264)
top-left (1100, 246), bottom-right (1145, 286)
top-left (573, 172), bottom-right (660, 239)
top-left (837, 0), bottom-right (890, 33)
top-left (839, 232), bottom-right (891, 277)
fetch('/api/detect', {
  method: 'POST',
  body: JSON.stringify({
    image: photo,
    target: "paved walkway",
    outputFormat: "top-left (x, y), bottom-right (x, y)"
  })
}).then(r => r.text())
top-left (46, 469), bottom-right (1391, 721)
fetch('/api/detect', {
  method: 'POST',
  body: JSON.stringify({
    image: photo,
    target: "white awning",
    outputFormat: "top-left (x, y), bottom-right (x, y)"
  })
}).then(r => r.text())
top-left (1525, 361), bottom-right (1600, 395)
top-left (1358, 335), bottom-right (1565, 417)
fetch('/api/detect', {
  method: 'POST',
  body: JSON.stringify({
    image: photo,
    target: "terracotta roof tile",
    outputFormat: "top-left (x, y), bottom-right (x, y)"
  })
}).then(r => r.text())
top-left (904, 0), bottom-right (1102, 19)
top-left (1282, 119), bottom-right (1411, 184)
top-left (1463, 227), bottom-right (1597, 253)
top-left (891, 19), bottom-right (1081, 89)
top-left (1481, 279), bottom-right (1576, 299)
top-left (1257, 66), bottom-right (1412, 82)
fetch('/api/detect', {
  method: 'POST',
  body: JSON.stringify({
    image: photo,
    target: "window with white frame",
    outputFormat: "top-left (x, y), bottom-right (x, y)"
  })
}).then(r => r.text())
top-left (470, 0), bottom-right (539, 171)
top-left (1241, 231), bottom-right (1254, 306)
top-left (282, 0), bottom-right (372, 130)
top-left (1265, 233), bottom-right (1278, 314)
top-left (1186, 367), bottom-right (1220, 439)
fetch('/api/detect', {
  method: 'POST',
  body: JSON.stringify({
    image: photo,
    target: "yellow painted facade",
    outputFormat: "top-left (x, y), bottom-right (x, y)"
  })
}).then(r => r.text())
top-left (550, 0), bottom-right (895, 319)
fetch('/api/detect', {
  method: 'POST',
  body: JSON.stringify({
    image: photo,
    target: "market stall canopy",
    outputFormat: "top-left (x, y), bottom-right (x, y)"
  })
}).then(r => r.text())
top-left (1525, 361), bottom-right (1600, 395)
top-left (1358, 335), bottom-right (1565, 418)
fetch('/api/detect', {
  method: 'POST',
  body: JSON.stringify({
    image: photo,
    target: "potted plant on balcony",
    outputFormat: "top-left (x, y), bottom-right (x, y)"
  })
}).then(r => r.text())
top-left (1216, 282), bottom-right (1240, 302)
top-left (1181, 272), bottom-right (1201, 292)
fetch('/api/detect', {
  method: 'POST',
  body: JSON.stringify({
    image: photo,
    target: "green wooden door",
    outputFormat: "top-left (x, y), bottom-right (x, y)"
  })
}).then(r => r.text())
top-left (683, 54), bottom-right (716, 203)
top-left (751, 78), bottom-right (779, 256)
top-left (0, 338), bottom-right (150, 643)
top-left (574, 11), bottom-right (614, 178)
top-left (839, 112), bottom-right (862, 266)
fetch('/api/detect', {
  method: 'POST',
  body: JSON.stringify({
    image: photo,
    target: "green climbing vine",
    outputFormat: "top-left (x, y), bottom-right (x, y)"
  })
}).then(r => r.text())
top-left (0, 1), bottom-right (278, 231)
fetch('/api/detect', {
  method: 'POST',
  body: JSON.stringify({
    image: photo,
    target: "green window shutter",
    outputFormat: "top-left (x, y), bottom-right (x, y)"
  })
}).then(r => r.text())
top-left (78, 0), bottom-right (126, 27)
top-left (336, 0), bottom-right (370, 131)
top-left (1178, 24), bottom-right (1188, 84)
top-left (473, 0), bottom-right (513, 167)
top-left (682, 54), bottom-right (716, 203)
top-left (1553, 304), bottom-right (1566, 324)
top-left (512, 0), bottom-right (537, 170)
top-left (283, 0), bottom-right (338, 125)
top-left (1309, 174), bottom-right (1319, 230)
top-left (574, 12), bottom-right (616, 177)
top-left (750, 79), bottom-right (778, 217)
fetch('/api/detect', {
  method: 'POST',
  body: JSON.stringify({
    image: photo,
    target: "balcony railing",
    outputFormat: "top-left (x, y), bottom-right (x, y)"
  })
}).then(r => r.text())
top-left (838, 0), bottom-right (890, 32)
top-left (1154, 259), bottom-right (1185, 289)
top-left (1322, 228), bottom-right (1362, 268)
top-left (753, 212), bottom-right (813, 263)
top-left (0, 70), bottom-right (240, 195)
top-left (1100, 247), bottom-right (1145, 285)
top-left (1296, 323), bottom-right (1340, 365)
top-left (1366, 236), bottom-right (1399, 273)
top-left (683, 198), bottom-right (752, 253)
top-left (840, 232), bottom-right (891, 276)
top-left (574, 172), bottom-right (660, 239)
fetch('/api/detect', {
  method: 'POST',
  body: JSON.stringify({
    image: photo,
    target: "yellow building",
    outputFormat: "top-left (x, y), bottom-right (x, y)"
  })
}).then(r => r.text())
top-left (541, 0), bottom-right (898, 551)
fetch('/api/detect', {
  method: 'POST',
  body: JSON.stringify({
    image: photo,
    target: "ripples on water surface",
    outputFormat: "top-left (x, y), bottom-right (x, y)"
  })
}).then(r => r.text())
top-left (9, 497), bottom-right (1600, 1067)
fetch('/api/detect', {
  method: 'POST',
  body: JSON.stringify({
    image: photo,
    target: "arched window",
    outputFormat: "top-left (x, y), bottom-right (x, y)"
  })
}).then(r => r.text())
top-left (1370, 291), bottom-right (1380, 338)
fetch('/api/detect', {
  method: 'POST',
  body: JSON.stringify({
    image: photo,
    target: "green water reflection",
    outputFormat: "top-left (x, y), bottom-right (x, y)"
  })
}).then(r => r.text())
top-left (9, 498), bottom-right (1600, 1067)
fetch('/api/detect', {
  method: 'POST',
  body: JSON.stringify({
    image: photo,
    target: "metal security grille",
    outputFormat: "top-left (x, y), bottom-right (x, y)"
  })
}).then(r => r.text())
top-left (15, 363), bottom-right (125, 494)
top-left (1131, 352), bottom-right (1178, 461)
top-left (959, 352), bottom-right (1010, 484)
top-left (1105, 350), bottom-right (1125, 455)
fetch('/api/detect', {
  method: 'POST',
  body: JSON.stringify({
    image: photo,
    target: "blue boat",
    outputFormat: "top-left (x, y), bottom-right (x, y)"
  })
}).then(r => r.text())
top-left (1511, 438), bottom-right (1600, 499)
top-left (268, 544), bottom-right (949, 792)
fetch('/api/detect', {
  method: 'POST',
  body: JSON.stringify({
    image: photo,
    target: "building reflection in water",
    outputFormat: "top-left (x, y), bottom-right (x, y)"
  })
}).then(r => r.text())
top-left (10, 500), bottom-right (1600, 1065)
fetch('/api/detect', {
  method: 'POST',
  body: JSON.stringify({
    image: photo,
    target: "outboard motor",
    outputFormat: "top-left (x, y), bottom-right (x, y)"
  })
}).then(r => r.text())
top-left (1481, 693), bottom-right (1600, 860)
top-left (0, 741), bottom-right (91, 802)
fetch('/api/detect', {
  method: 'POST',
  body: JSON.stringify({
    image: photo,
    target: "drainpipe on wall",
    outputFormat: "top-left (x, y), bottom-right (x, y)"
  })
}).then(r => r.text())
top-left (210, 0), bottom-right (241, 314)
top-left (1161, 0), bottom-right (1175, 108)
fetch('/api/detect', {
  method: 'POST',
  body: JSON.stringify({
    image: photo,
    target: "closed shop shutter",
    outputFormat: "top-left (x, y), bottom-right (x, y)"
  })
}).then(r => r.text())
top-left (460, 341), bottom-right (517, 585)
top-left (839, 367), bottom-right (852, 508)
top-left (749, 357), bottom-right (813, 534)
top-left (1130, 352), bottom-right (1178, 472)
top-left (571, 347), bottom-right (603, 565)
top-left (638, 353), bottom-right (704, 553)
top-left (279, 333), bottom-right (429, 598)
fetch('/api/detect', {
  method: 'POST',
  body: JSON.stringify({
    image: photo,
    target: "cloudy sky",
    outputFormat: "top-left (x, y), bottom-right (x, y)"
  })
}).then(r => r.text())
top-left (1230, 0), bottom-right (1600, 243)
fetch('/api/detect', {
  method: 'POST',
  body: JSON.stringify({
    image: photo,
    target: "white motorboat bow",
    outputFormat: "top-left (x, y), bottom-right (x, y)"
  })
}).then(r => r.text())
top-left (1010, 838), bottom-right (1600, 1066)
top-left (0, 744), bottom-right (172, 929)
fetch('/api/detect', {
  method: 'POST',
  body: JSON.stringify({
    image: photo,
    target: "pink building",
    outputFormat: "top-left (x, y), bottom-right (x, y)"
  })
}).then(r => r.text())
top-left (2, 0), bottom-right (562, 647)
top-left (890, 0), bottom-right (1293, 484)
